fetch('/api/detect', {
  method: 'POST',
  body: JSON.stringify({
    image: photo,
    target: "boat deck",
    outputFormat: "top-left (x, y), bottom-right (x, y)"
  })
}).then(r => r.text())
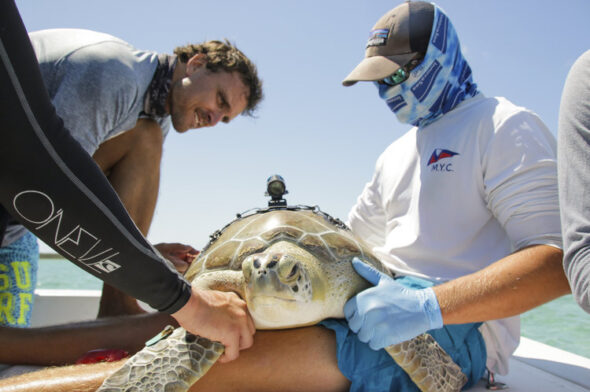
top-left (472, 337), bottom-right (590, 391)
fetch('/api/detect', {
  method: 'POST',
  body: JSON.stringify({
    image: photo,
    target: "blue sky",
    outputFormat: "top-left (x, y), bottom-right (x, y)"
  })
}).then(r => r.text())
top-left (16, 0), bottom-right (590, 253)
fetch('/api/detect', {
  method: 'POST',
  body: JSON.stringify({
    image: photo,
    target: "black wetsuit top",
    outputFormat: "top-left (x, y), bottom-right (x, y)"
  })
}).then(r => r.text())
top-left (0, 0), bottom-right (191, 314)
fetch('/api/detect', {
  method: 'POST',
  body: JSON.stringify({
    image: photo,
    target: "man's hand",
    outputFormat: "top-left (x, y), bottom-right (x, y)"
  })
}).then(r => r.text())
top-left (154, 243), bottom-right (199, 273)
top-left (344, 258), bottom-right (443, 350)
top-left (171, 286), bottom-right (255, 363)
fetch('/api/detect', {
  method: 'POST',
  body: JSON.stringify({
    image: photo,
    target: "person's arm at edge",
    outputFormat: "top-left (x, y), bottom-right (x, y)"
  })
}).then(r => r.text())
top-left (558, 50), bottom-right (590, 314)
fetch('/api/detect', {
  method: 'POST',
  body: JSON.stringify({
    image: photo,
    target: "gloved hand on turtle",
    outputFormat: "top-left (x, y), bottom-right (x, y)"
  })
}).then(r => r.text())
top-left (344, 258), bottom-right (444, 350)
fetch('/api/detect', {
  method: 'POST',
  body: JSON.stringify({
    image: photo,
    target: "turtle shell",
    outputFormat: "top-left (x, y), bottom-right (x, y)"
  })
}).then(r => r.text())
top-left (184, 206), bottom-right (384, 283)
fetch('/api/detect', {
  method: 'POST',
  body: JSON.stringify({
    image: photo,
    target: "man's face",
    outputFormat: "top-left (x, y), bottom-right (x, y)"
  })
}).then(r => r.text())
top-left (167, 54), bottom-right (249, 133)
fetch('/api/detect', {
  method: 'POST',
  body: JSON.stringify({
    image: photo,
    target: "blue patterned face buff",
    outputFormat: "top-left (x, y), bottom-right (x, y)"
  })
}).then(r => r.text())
top-left (376, 5), bottom-right (478, 128)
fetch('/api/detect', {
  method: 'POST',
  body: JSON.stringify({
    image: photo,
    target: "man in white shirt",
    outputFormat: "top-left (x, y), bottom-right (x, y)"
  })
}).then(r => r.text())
top-left (322, 1), bottom-right (569, 390)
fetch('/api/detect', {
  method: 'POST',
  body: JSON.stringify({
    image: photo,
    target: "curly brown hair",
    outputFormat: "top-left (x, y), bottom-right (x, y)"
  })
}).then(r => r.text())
top-left (174, 40), bottom-right (263, 116)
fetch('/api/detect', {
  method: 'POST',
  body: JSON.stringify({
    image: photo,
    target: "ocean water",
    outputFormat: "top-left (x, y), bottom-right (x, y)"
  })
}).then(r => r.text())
top-left (36, 257), bottom-right (590, 358)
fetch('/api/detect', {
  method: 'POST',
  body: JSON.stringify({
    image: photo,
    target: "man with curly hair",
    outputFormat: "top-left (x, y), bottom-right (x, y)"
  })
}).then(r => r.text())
top-left (0, 26), bottom-right (262, 368)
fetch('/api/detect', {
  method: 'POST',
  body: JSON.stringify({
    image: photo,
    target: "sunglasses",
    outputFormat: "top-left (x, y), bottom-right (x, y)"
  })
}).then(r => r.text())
top-left (378, 56), bottom-right (424, 87)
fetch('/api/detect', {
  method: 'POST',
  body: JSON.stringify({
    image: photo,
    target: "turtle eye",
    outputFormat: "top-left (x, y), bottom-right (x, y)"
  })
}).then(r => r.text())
top-left (277, 257), bottom-right (300, 281)
top-left (287, 264), bottom-right (298, 279)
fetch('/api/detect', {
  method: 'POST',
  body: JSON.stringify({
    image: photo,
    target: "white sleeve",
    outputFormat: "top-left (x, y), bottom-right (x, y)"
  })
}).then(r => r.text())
top-left (482, 110), bottom-right (562, 250)
top-left (348, 157), bottom-right (388, 250)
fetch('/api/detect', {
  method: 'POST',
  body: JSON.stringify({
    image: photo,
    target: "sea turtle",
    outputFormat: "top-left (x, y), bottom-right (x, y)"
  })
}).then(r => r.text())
top-left (98, 187), bottom-right (467, 392)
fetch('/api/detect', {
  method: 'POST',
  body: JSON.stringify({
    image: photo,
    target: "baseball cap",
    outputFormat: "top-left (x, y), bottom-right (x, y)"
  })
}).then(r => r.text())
top-left (342, 1), bottom-right (434, 86)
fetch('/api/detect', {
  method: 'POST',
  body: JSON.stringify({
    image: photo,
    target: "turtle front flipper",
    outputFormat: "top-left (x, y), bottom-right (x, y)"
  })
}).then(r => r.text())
top-left (98, 327), bottom-right (224, 392)
top-left (385, 333), bottom-right (467, 392)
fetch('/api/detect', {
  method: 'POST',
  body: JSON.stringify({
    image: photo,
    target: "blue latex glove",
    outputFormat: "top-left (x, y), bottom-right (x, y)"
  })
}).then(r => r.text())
top-left (344, 258), bottom-right (443, 350)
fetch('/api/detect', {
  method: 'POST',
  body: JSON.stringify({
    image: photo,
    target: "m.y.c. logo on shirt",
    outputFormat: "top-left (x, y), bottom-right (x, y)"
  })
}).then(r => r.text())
top-left (427, 148), bottom-right (459, 172)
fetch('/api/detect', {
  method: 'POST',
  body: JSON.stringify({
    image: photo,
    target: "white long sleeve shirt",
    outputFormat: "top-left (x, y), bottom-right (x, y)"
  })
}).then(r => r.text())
top-left (349, 94), bottom-right (562, 374)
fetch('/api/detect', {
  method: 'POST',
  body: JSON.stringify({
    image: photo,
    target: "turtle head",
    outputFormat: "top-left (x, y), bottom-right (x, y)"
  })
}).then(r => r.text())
top-left (242, 240), bottom-right (335, 329)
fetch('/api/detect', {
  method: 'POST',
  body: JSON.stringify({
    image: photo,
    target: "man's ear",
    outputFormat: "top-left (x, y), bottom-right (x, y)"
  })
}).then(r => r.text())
top-left (186, 53), bottom-right (208, 75)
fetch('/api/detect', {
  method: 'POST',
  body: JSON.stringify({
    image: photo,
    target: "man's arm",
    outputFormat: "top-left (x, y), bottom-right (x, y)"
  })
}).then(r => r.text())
top-left (442, 107), bottom-right (571, 322)
top-left (345, 244), bottom-right (570, 350)
top-left (435, 244), bottom-right (570, 324)
top-left (0, 361), bottom-right (119, 392)
top-left (0, 313), bottom-right (176, 366)
top-left (92, 118), bottom-right (164, 317)
top-left (92, 118), bottom-right (163, 237)
top-left (0, 327), bottom-right (348, 392)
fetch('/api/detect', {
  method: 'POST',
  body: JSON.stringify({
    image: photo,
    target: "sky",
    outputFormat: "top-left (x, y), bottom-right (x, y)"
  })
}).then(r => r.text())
top-left (15, 0), bottom-right (590, 254)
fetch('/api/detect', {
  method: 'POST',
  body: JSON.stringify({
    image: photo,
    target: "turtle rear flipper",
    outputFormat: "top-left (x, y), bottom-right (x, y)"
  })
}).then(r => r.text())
top-left (385, 333), bottom-right (467, 392)
top-left (98, 327), bottom-right (224, 392)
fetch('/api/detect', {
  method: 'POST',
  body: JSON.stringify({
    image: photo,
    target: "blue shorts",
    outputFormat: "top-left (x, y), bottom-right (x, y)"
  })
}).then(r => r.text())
top-left (0, 232), bottom-right (38, 327)
top-left (320, 276), bottom-right (486, 392)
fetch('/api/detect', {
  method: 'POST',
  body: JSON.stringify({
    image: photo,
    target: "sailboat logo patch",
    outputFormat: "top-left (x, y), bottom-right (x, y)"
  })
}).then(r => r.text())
top-left (427, 148), bottom-right (459, 172)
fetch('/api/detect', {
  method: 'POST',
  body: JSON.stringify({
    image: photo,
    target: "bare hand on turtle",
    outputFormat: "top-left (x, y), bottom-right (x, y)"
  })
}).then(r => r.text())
top-left (171, 286), bottom-right (255, 363)
top-left (154, 242), bottom-right (199, 273)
